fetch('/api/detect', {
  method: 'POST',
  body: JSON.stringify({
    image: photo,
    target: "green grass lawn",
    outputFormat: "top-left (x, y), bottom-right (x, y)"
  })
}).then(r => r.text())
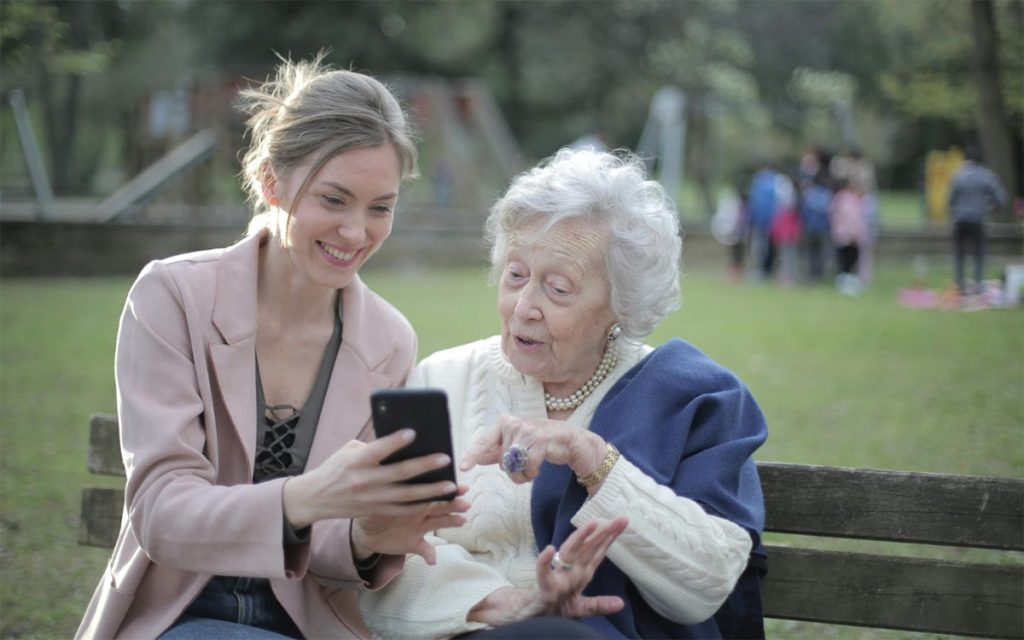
top-left (2, 259), bottom-right (1022, 638)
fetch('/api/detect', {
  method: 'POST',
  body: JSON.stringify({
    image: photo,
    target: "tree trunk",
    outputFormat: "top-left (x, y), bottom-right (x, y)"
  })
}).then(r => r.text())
top-left (689, 93), bottom-right (716, 217)
top-left (499, 3), bottom-right (523, 127)
top-left (968, 0), bottom-right (1018, 219)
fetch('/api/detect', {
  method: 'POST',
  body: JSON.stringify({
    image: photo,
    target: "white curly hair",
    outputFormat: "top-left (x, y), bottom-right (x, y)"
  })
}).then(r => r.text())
top-left (485, 147), bottom-right (682, 342)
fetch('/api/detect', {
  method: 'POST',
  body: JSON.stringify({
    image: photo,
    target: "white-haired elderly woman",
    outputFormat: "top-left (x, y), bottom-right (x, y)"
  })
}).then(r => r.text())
top-left (360, 148), bottom-right (768, 639)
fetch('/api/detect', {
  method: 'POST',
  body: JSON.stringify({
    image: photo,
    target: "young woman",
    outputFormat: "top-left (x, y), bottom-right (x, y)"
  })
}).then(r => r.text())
top-left (77, 55), bottom-right (468, 640)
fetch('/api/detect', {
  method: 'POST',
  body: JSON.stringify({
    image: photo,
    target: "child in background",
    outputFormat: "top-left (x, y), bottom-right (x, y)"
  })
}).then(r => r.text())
top-left (799, 175), bottom-right (832, 283)
top-left (770, 176), bottom-right (802, 286)
top-left (829, 178), bottom-right (870, 296)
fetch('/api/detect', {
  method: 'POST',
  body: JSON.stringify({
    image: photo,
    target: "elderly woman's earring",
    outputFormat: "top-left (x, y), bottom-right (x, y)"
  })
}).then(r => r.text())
top-left (607, 323), bottom-right (623, 343)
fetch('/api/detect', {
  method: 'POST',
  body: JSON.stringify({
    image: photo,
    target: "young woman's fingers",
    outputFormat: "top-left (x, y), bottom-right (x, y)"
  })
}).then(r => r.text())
top-left (372, 448), bottom-right (453, 482)
top-left (422, 494), bottom-right (471, 515)
top-left (420, 513), bottom-right (467, 532)
top-left (371, 479), bottom-right (459, 505)
top-left (360, 428), bottom-right (417, 462)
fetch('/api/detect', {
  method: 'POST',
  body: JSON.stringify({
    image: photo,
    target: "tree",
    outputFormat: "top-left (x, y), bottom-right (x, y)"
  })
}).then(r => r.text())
top-left (969, 0), bottom-right (1019, 214)
top-left (0, 1), bottom-right (122, 192)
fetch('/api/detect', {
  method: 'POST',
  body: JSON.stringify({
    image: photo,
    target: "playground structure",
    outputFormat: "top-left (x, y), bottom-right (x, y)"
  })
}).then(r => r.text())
top-left (4, 77), bottom-right (525, 229)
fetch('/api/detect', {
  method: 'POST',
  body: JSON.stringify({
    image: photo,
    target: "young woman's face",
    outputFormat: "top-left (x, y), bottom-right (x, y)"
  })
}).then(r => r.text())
top-left (270, 144), bottom-right (401, 290)
top-left (497, 219), bottom-right (618, 394)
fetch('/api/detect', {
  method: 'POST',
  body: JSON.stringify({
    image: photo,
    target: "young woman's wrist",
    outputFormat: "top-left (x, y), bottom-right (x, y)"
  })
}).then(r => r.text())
top-left (350, 519), bottom-right (377, 561)
top-left (282, 473), bottom-right (321, 530)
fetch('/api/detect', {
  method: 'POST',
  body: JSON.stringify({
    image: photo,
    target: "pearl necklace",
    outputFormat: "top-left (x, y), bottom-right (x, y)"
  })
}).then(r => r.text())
top-left (544, 344), bottom-right (618, 412)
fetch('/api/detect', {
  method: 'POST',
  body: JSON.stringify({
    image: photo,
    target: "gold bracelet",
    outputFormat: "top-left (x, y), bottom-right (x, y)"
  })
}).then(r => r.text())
top-left (576, 442), bottom-right (620, 488)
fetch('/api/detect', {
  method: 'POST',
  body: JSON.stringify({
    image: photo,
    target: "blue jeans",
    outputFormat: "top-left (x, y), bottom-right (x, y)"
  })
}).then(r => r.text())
top-left (160, 617), bottom-right (298, 639)
top-left (161, 576), bottom-right (301, 639)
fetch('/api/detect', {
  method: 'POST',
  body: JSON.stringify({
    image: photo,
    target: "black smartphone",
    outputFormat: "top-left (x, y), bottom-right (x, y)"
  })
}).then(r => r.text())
top-left (370, 388), bottom-right (457, 501)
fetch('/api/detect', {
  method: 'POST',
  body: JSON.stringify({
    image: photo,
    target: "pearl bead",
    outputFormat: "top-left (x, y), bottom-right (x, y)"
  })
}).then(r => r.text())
top-left (544, 344), bottom-right (618, 412)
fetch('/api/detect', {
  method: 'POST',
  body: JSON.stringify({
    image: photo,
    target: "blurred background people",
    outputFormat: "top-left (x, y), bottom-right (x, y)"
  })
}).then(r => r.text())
top-left (799, 172), bottom-right (833, 283)
top-left (746, 163), bottom-right (779, 281)
top-left (712, 182), bottom-right (748, 280)
top-left (829, 177), bottom-right (870, 296)
top-left (770, 175), bottom-right (802, 286)
top-left (948, 144), bottom-right (1009, 295)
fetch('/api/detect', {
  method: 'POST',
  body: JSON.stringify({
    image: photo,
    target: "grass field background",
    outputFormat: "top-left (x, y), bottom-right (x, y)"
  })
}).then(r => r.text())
top-left (1, 256), bottom-right (1022, 638)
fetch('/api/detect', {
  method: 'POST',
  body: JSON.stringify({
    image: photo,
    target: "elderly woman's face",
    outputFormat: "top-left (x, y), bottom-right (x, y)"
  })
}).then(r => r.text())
top-left (498, 219), bottom-right (617, 394)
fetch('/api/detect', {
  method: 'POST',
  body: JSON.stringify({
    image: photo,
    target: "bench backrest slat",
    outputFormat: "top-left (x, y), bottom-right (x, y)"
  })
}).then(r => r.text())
top-left (79, 487), bottom-right (124, 548)
top-left (88, 414), bottom-right (125, 477)
top-left (762, 545), bottom-right (1024, 639)
top-left (758, 461), bottom-right (1024, 550)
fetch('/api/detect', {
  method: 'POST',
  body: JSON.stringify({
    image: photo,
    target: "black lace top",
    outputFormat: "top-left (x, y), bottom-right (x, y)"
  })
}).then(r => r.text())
top-left (254, 293), bottom-right (343, 483)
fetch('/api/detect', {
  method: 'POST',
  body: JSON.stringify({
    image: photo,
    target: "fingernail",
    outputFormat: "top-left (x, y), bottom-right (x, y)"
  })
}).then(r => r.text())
top-left (436, 454), bottom-right (451, 467)
top-left (443, 482), bottom-right (457, 493)
top-left (401, 429), bottom-right (415, 441)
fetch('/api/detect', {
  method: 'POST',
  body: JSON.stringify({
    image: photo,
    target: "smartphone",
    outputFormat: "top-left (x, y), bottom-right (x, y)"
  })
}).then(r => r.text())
top-left (371, 388), bottom-right (457, 501)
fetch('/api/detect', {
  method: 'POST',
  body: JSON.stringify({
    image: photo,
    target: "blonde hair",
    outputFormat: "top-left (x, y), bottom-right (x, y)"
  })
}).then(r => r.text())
top-left (237, 52), bottom-right (418, 233)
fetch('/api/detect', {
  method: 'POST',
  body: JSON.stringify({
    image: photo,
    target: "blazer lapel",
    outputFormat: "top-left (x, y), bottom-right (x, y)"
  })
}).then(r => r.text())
top-left (306, 344), bottom-right (389, 469)
top-left (307, 277), bottom-right (391, 468)
top-left (209, 232), bottom-right (263, 477)
top-left (210, 338), bottom-right (258, 475)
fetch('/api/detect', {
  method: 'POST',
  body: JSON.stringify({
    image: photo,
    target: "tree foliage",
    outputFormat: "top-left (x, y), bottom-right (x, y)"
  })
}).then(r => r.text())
top-left (2, 0), bottom-right (1020, 198)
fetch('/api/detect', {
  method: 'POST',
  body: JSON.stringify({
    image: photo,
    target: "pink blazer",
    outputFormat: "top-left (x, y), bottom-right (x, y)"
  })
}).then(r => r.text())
top-left (76, 230), bottom-right (417, 639)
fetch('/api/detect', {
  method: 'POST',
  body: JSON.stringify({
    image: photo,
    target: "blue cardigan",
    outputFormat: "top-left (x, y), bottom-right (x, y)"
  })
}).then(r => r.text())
top-left (531, 339), bottom-right (768, 639)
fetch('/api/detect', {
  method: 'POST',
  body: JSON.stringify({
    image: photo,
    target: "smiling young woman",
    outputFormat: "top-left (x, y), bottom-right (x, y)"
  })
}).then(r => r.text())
top-left (76, 54), bottom-right (470, 640)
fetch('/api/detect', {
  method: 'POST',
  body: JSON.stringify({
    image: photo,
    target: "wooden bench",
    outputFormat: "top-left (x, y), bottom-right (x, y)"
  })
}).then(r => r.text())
top-left (81, 413), bottom-right (1024, 638)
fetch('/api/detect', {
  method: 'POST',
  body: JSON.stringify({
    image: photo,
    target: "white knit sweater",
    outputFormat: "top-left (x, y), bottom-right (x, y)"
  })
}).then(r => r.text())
top-left (359, 337), bottom-right (753, 639)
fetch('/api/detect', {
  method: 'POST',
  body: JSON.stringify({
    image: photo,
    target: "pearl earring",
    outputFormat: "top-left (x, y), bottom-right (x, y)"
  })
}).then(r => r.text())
top-left (607, 323), bottom-right (623, 342)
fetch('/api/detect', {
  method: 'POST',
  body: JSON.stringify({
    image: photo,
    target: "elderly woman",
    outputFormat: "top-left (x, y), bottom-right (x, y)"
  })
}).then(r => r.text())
top-left (360, 148), bottom-right (768, 639)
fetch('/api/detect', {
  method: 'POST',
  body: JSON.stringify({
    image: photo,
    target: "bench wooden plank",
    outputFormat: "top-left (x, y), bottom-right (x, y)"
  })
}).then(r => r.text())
top-left (78, 487), bottom-right (124, 548)
top-left (80, 418), bottom-right (1023, 638)
top-left (762, 545), bottom-right (1024, 638)
top-left (759, 462), bottom-right (1024, 550)
top-left (88, 413), bottom-right (125, 477)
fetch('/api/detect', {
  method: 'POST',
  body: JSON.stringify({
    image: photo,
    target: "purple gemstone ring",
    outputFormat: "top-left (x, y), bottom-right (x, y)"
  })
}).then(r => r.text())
top-left (502, 443), bottom-right (529, 474)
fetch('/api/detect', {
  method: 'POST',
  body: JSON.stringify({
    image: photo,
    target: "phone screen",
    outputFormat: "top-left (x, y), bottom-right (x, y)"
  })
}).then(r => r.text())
top-left (370, 388), bottom-right (457, 501)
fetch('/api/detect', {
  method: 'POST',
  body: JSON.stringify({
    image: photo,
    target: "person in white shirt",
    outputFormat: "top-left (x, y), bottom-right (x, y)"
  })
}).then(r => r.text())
top-left (361, 147), bottom-right (769, 639)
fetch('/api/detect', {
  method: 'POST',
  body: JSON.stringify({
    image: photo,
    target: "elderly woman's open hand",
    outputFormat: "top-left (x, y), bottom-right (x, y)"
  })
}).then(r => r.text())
top-left (467, 516), bottom-right (628, 627)
top-left (536, 516), bottom-right (629, 617)
top-left (461, 414), bottom-right (608, 485)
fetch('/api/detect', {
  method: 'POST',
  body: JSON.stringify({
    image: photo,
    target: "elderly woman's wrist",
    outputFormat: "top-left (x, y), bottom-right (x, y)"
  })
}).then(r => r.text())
top-left (569, 432), bottom-right (609, 479)
top-left (576, 442), bottom-right (621, 493)
top-left (468, 587), bottom-right (543, 625)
